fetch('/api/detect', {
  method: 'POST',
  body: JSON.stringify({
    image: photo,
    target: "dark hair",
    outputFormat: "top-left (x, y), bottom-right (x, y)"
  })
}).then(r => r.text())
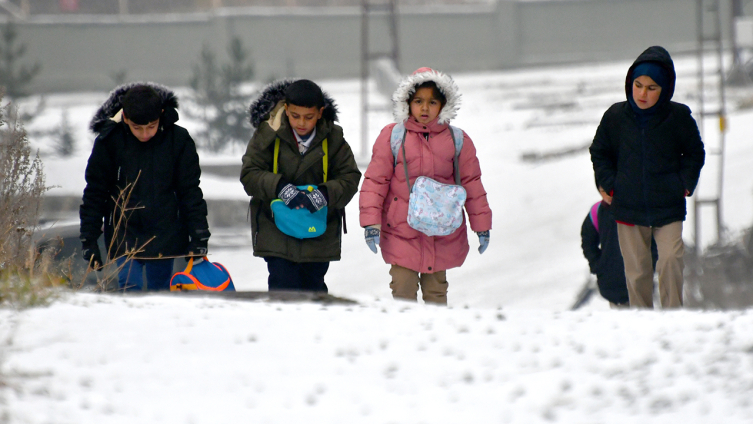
top-left (284, 79), bottom-right (325, 109)
top-left (408, 81), bottom-right (447, 108)
top-left (122, 85), bottom-right (162, 125)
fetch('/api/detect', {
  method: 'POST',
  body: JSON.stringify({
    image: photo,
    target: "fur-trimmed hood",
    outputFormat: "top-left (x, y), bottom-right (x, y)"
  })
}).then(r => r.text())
top-left (392, 67), bottom-right (460, 125)
top-left (248, 79), bottom-right (339, 130)
top-left (89, 82), bottom-right (179, 135)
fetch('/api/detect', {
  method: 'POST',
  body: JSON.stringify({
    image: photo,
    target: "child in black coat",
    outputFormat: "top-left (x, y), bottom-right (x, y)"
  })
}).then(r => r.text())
top-left (80, 83), bottom-right (210, 291)
top-left (589, 46), bottom-right (705, 308)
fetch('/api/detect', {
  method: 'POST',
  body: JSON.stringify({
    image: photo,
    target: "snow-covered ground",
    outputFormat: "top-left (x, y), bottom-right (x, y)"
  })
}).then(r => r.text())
top-left (2, 54), bottom-right (753, 422)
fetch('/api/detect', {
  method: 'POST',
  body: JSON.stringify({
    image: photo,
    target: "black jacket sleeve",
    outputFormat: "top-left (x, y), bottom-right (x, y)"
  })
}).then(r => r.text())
top-left (173, 128), bottom-right (209, 238)
top-left (79, 134), bottom-right (116, 244)
top-left (590, 107), bottom-right (619, 194)
top-left (676, 105), bottom-right (705, 196)
top-left (581, 213), bottom-right (601, 274)
top-left (240, 127), bottom-right (285, 203)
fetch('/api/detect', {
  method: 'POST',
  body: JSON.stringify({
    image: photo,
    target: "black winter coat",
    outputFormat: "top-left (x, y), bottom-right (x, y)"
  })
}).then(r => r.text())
top-left (80, 83), bottom-right (209, 259)
top-left (581, 201), bottom-right (657, 305)
top-left (590, 46), bottom-right (705, 227)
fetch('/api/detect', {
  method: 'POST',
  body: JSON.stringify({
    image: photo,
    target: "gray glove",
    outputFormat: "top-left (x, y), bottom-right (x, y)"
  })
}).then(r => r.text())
top-left (477, 231), bottom-right (490, 254)
top-left (365, 226), bottom-right (380, 254)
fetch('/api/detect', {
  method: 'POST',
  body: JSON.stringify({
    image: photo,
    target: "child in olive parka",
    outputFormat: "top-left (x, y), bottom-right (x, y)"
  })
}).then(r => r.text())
top-left (240, 80), bottom-right (361, 293)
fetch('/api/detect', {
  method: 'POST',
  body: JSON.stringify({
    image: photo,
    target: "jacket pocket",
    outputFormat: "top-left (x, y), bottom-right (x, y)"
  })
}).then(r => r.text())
top-left (384, 195), bottom-right (399, 229)
top-left (384, 195), bottom-right (415, 238)
top-left (655, 173), bottom-right (685, 207)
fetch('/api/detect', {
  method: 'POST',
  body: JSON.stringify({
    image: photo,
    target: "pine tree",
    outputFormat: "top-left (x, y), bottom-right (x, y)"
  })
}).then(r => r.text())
top-left (52, 110), bottom-right (75, 157)
top-left (0, 22), bottom-right (41, 100)
top-left (187, 37), bottom-right (254, 152)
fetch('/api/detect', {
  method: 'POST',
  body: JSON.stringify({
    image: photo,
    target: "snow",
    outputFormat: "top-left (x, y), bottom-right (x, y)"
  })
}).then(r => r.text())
top-left (3, 54), bottom-right (753, 422)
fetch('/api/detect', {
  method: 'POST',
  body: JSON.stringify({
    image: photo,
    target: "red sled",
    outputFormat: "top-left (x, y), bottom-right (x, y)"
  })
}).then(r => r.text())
top-left (170, 257), bottom-right (235, 292)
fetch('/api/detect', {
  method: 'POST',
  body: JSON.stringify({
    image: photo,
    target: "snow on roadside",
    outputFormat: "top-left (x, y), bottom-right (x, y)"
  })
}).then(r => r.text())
top-left (2, 293), bottom-right (753, 423)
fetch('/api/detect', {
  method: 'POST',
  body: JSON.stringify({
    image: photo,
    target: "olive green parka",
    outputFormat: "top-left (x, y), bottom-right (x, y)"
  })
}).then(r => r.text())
top-left (240, 81), bottom-right (361, 262)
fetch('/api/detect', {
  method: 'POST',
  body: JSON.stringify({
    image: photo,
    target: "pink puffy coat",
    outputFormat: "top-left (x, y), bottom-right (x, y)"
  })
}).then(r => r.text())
top-left (359, 117), bottom-right (492, 273)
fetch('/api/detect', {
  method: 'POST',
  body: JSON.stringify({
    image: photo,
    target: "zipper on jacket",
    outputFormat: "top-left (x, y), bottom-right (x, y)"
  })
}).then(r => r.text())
top-left (640, 128), bottom-right (652, 225)
top-left (294, 149), bottom-right (326, 182)
top-left (252, 201), bottom-right (262, 248)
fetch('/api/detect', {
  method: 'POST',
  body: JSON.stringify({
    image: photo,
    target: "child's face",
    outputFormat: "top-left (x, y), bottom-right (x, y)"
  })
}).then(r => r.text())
top-left (285, 104), bottom-right (324, 137)
top-left (632, 75), bottom-right (662, 109)
top-left (123, 116), bottom-right (160, 142)
top-left (409, 87), bottom-right (442, 124)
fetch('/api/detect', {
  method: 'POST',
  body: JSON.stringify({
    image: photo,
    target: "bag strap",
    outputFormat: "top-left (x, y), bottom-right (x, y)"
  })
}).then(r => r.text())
top-left (589, 201), bottom-right (601, 233)
top-left (392, 124), bottom-right (464, 190)
top-left (273, 137), bottom-right (328, 182)
top-left (184, 256), bottom-right (210, 273)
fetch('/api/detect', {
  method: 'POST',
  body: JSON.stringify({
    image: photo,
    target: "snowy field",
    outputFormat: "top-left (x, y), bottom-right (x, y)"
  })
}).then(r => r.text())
top-left (2, 54), bottom-right (753, 422)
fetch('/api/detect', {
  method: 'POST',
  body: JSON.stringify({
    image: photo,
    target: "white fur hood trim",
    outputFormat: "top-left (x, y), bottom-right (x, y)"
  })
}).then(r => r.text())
top-left (392, 68), bottom-right (460, 125)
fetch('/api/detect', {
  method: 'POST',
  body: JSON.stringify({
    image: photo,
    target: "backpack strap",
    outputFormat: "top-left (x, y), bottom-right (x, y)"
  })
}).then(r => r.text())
top-left (273, 137), bottom-right (280, 174)
top-left (390, 123), bottom-right (407, 167)
top-left (273, 137), bottom-right (328, 182)
top-left (448, 126), bottom-right (464, 186)
top-left (322, 138), bottom-right (328, 183)
top-left (401, 139), bottom-right (412, 194)
top-left (589, 201), bottom-right (601, 233)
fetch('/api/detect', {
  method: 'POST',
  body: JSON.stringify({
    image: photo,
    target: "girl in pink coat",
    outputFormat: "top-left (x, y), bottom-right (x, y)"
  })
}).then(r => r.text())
top-left (359, 67), bottom-right (493, 305)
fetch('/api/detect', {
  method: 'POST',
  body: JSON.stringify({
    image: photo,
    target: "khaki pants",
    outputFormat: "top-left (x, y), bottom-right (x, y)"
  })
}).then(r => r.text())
top-left (389, 265), bottom-right (448, 305)
top-left (617, 221), bottom-right (684, 309)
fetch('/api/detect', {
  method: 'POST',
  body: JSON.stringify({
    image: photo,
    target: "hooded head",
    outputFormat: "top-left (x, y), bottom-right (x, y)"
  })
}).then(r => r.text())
top-left (625, 46), bottom-right (676, 114)
top-left (90, 82), bottom-right (178, 135)
top-left (248, 79), bottom-right (338, 131)
top-left (392, 67), bottom-right (460, 125)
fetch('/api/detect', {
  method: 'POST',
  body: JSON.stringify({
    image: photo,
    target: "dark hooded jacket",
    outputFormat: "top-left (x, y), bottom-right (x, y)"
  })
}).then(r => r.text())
top-left (80, 82), bottom-right (209, 259)
top-left (590, 46), bottom-right (706, 227)
top-left (240, 80), bottom-right (361, 262)
top-left (581, 201), bottom-right (657, 305)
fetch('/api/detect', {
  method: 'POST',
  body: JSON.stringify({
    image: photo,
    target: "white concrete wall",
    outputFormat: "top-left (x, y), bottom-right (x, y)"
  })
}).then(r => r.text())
top-left (13, 0), bottom-right (733, 93)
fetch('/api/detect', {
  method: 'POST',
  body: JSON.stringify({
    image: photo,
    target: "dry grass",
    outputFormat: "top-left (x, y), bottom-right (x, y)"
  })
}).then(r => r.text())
top-left (0, 94), bottom-right (64, 308)
top-left (684, 228), bottom-right (753, 310)
top-left (70, 173), bottom-right (159, 292)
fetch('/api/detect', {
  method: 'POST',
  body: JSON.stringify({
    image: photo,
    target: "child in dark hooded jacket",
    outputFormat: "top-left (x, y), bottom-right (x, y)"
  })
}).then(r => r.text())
top-left (589, 46), bottom-right (705, 308)
top-left (80, 83), bottom-right (210, 291)
top-left (240, 79), bottom-right (361, 293)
